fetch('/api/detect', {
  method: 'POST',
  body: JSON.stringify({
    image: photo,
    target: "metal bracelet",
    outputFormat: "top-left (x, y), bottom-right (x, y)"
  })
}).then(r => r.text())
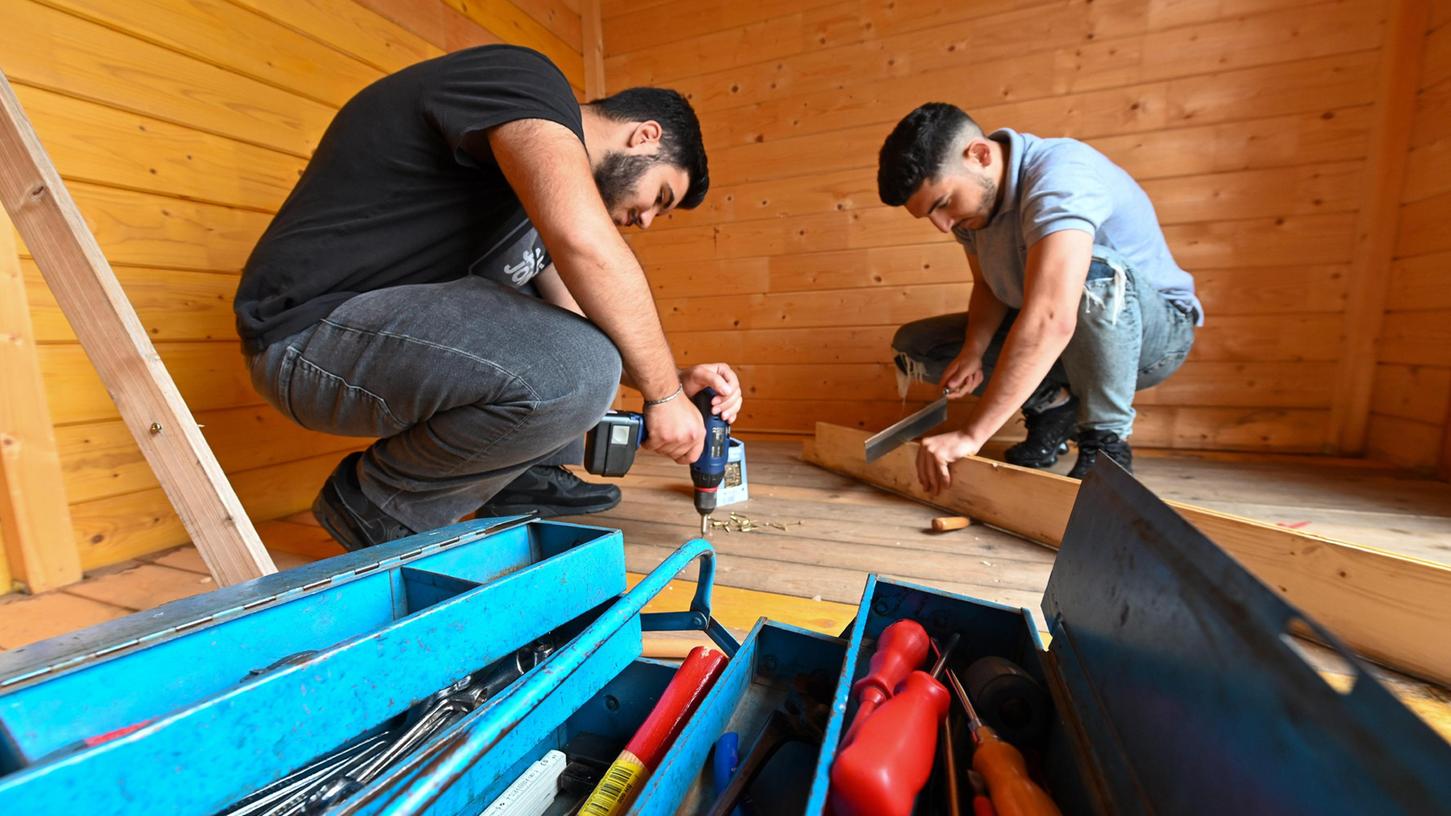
top-left (643, 383), bottom-right (684, 407)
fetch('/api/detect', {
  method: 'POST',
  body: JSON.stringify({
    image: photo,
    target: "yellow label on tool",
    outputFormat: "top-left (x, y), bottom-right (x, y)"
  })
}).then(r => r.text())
top-left (579, 750), bottom-right (646, 816)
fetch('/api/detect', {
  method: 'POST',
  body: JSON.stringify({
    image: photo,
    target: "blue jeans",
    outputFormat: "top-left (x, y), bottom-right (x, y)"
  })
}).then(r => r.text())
top-left (892, 254), bottom-right (1197, 438)
top-left (248, 276), bottom-right (621, 532)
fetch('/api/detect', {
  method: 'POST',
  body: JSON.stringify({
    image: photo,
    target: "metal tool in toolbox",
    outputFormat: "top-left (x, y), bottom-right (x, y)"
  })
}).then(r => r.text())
top-left (864, 389), bottom-right (949, 462)
top-left (585, 387), bottom-right (732, 535)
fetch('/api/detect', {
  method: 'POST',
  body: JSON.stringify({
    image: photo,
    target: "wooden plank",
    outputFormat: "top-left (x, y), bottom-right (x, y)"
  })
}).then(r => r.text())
top-left (0, 212), bottom-right (82, 591)
top-left (41, 343), bottom-right (261, 426)
top-left (55, 407), bottom-right (365, 504)
top-left (1, 1), bottom-right (332, 157)
top-left (1371, 363), bottom-right (1451, 423)
top-left (232, 0), bottom-right (441, 73)
top-left (45, 0), bottom-right (381, 108)
top-left (27, 263), bottom-right (237, 343)
top-left (13, 85), bottom-right (303, 212)
top-left (1378, 309), bottom-right (1451, 366)
top-left (804, 422), bottom-right (1451, 684)
top-left (1410, 74), bottom-right (1451, 149)
top-left (0, 72), bottom-right (274, 584)
top-left (581, 0), bottom-right (605, 98)
top-left (509, 0), bottom-right (583, 50)
top-left (1386, 251), bottom-right (1451, 311)
top-left (16, 182), bottom-right (271, 272)
top-left (1366, 414), bottom-right (1445, 470)
top-left (64, 561), bottom-right (214, 609)
top-left (1402, 137), bottom-right (1451, 202)
top-left (71, 452), bottom-right (341, 569)
top-left (439, 0), bottom-right (585, 88)
top-left (1395, 189), bottom-right (1451, 258)
top-left (1441, 390), bottom-right (1451, 480)
top-left (0, 591), bottom-right (128, 649)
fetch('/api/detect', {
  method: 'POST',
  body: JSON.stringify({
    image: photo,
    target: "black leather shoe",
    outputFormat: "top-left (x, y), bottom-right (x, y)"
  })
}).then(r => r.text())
top-left (1005, 397), bottom-right (1078, 468)
top-left (312, 452), bottom-right (416, 551)
top-left (1067, 430), bottom-right (1134, 480)
top-left (478, 465), bottom-right (622, 519)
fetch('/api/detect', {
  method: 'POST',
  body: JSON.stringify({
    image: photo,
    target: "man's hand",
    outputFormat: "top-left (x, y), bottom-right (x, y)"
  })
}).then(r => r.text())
top-left (940, 352), bottom-right (984, 399)
top-left (681, 363), bottom-right (743, 423)
top-left (642, 392), bottom-right (706, 464)
top-left (916, 431), bottom-right (982, 495)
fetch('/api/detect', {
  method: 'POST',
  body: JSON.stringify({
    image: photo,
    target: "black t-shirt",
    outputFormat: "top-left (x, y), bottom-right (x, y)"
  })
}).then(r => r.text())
top-left (234, 45), bottom-right (581, 353)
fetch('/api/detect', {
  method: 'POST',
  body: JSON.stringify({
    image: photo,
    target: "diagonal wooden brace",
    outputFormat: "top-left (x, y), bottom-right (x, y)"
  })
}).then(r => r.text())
top-left (0, 71), bottom-right (274, 585)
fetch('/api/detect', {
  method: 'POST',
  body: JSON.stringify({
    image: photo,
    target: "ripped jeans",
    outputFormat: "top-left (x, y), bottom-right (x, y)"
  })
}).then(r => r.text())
top-left (891, 254), bottom-right (1197, 438)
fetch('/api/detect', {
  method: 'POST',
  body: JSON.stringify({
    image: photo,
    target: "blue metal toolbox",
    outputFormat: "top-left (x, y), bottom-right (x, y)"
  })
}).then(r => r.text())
top-left (0, 516), bottom-right (738, 815)
top-left (804, 464), bottom-right (1451, 815)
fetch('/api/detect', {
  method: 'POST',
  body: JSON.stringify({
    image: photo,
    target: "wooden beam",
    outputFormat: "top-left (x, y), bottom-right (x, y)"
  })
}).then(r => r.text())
top-left (0, 210), bottom-right (81, 592)
top-left (803, 422), bottom-right (1451, 685)
top-left (582, 0), bottom-right (606, 98)
top-left (0, 71), bottom-right (275, 586)
top-left (1331, 0), bottom-right (1430, 453)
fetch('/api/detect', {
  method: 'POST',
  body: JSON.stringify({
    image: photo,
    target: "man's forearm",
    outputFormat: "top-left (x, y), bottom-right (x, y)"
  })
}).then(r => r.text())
top-left (962, 282), bottom-right (1008, 360)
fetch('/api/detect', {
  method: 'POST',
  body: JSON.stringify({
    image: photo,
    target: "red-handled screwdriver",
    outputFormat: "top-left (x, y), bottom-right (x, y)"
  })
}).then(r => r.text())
top-left (840, 619), bottom-right (931, 748)
top-left (830, 634), bottom-right (959, 816)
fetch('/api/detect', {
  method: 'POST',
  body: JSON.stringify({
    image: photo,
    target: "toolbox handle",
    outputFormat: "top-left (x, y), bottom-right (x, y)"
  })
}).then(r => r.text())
top-left (639, 535), bottom-right (736, 658)
top-left (341, 537), bottom-right (726, 816)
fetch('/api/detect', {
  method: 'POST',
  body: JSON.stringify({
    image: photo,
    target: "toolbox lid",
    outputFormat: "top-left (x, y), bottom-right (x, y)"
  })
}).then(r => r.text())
top-left (1040, 462), bottom-right (1451, 815)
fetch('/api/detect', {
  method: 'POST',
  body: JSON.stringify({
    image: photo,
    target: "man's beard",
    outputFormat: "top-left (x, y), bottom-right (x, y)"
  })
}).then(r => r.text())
top-left (975, 173), bottom-right (998, 224)
top-left (594, 152), bottom-right (656, 211)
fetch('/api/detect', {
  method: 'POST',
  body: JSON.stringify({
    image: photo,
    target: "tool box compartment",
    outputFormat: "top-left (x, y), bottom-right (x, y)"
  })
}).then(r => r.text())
top-left (630, 620), bottom-right (846, 815)
top-left (805, 463), bottom-right (1451, 815)
top-left (0, 516), bottom-right (629, 814)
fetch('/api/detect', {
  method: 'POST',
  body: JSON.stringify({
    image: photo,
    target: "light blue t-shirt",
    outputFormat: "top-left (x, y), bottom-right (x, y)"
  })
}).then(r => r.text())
top-left (953, 128), bottom-right (1204, 325)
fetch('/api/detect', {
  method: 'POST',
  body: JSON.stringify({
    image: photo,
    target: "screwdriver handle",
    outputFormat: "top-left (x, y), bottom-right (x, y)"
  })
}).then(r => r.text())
top-left (972, 725), bottom-right (1061, 816)
top-left (830, 671), bottom-right (951, 816)
top-left (842, 619), bottom-right (930, 746)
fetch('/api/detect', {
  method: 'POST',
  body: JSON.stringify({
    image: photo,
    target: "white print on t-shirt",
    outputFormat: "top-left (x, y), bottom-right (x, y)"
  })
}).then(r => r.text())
top-left (507, 246), bottom-right (545, 285)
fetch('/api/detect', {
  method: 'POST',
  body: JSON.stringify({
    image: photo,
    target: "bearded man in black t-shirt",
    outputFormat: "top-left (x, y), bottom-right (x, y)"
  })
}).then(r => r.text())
top-left (235, 45), bottom-right (741, 551)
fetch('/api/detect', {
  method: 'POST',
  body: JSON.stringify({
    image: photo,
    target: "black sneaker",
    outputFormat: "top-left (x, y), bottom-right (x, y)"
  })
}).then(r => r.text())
top-left (478, 465), bottom-right (622, 519)
top-left (1005, 397), bottom-right (1078, 468)
top-left (313, 452), bottom-right (416, 551)
top-left (1067, 430), bottom-right (1134, 480)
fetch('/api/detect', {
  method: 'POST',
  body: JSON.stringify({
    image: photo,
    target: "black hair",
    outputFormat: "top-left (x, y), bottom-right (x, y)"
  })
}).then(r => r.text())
top-left (877, 103), bottom-right (981, 206)
top-left (588, 88), bottom-right (710, 209)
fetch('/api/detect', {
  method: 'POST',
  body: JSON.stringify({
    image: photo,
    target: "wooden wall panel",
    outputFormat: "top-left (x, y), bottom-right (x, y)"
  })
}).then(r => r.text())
top-left (605, 0), bottom-right (1388, 453)
top-left (1370, 2), bottom-right (1451, 475)
top-left (5, 0), bottom-right (582, 578)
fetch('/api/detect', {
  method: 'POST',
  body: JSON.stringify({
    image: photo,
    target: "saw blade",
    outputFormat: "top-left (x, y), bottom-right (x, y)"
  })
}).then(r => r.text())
top-left (864, 396), bottom-right (949, 462)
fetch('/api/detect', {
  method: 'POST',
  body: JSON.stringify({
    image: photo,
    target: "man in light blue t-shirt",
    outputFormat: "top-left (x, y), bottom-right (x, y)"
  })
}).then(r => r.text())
top-left (877, 103), bottom-right (1203, 492)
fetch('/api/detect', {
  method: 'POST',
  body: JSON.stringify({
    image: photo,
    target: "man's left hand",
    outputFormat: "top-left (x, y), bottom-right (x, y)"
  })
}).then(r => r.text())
top-left (681, 363), bottom-right (743, 424)
top-left (916, 431), bottom-right (982, 495)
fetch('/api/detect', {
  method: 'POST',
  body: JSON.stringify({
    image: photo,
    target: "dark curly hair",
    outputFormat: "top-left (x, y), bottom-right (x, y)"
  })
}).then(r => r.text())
top-left (588, 88), bottom-right (710, 209)
top-left (877, 103), bottom-right (981, 206)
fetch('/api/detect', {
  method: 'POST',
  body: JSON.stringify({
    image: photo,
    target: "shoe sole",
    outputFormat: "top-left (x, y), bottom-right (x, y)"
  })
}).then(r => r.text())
top-left (481, 493), bottom-right (623, 520)
top-left (312, 489), bottom-right (371, 552)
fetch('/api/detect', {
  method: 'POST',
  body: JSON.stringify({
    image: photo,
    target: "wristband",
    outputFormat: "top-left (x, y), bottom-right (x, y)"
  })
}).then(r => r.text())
top-left (643, 383), bottom-right (684, 407)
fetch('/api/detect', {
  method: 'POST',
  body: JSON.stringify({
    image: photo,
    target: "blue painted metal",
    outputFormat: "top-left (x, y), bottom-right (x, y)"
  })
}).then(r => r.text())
top-left (0, 517), bottom-right (625, 815)
top-left (341, 537), bottom-right (725, 816)
top-left (630, 620), bottom-right (845, 815)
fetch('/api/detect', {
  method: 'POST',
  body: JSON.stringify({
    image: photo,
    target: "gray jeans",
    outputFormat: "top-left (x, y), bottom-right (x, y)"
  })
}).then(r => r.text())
top-left (248, 276), bottom-right (622, 532)
top-left (892, 255), bottom-right (1197, 438)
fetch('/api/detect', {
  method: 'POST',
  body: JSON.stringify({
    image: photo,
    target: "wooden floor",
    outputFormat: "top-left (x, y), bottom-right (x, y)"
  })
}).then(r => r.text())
top-left (2, 440), bottom-right (1448, 739)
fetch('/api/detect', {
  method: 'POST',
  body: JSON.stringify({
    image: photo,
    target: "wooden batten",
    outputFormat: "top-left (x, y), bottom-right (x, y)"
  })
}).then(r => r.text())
top-left (0, 211), bottom-right (81, 592)
top-left (0, 71), bottom-right (275, 586)
top-left (804, 422), bottom-right (1451, 686)
top-left (1332, 0), bottom-right (1431, 454)
top-left (582, 0), bottom-right (606, 99)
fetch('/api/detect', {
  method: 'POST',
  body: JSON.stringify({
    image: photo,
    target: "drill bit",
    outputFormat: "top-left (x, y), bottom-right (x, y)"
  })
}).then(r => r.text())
top-left (700, 514), bottom-right (710, 536)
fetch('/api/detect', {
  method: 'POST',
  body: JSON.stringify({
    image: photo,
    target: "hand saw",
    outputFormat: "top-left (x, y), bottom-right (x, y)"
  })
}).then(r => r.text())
top-left (863, 391), bottom-right (950, 462)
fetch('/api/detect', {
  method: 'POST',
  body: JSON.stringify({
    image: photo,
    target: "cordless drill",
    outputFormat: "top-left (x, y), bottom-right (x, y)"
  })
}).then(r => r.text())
top-left (584, 388), bottom-right (731, 536)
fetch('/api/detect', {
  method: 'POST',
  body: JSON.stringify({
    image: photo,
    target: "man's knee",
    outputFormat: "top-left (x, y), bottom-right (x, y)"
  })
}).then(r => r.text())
top-left (550, 323), bottom-right (622, 429)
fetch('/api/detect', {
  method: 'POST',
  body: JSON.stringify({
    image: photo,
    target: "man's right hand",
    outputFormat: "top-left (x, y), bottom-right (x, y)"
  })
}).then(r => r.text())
top-left (941, 352), bottom-right (985, 398)
top-left (642, 392), bottom-right (706, 464)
